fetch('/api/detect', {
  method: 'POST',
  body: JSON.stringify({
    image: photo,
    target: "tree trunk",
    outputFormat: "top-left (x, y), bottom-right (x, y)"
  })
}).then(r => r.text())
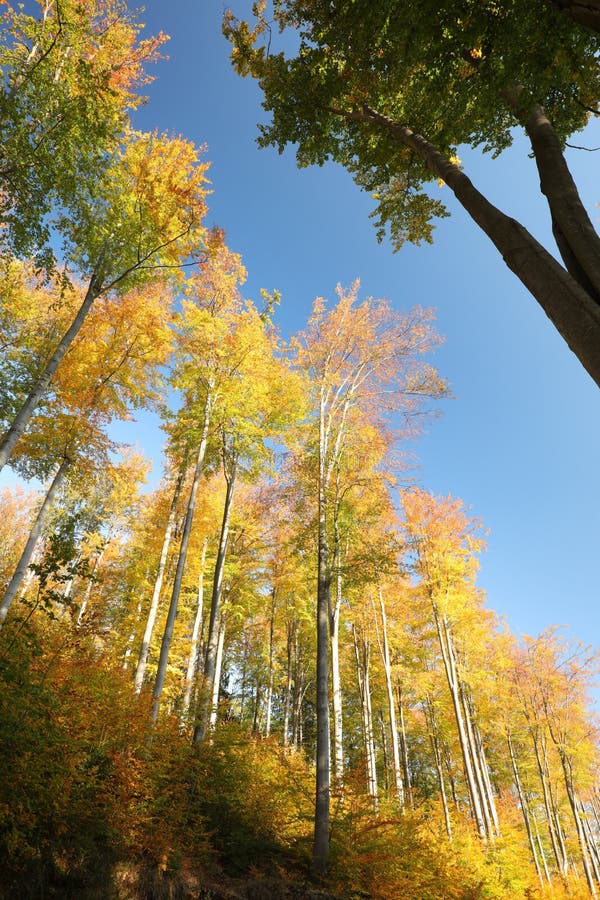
top-left (181, 538), bottom-right (208, 719)
top-left (0, 454), bottom-right (70, 628)
top-left (557, 749), bottom-right (598, 895)
top-left (330, 581), bottom-right (344, 787)
top-left (264, 588), bottom-right (276, 738)
top-left (353, 625), bottom-right (379, 809)
top-left (397, 686), bottom-right (412, 808)
top-left (76, 544), bottom-right (106, 626)
top-left (425, 697), bottom-right (453, 841)
top-left (194, 451), bottom-right (238, 744)
top-left (0, 275), bottom-right (101, 473)
top-left (135, 461), bottom-right (187, 693)
top-left (358, 105), bottom-right (600, 388)
top-left (461, 686), bottom-right (500, 838)
top-left (375, 586), bottom-right (404, 807)
top-left (207, 618), bottom-right (226, 735)
top-left (312, 462), bottom-right (331, 873)
top-left (432, 605), bottom-right (488, 838)
top-left (283, 619), bottom-right (294, 747)
top-left (544, 0), bottom-right (600, 35)
top-left (507, 731), bottom-right (544, 888)
top-left (151, 400), bottom-right (211, 724)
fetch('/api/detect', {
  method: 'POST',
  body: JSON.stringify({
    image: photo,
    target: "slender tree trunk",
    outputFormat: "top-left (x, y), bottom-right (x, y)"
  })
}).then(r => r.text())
top-left (378, 709), bottom-right (390, 796)
top-left (425, 697), bottom-right (453, 841)
top-left (151, 400), bottom-right (211, 723)
top-left (532, 806), bottom-right (553, 886)
top-left (283, 619), bottom-right (294, 747)
top-left (432, 605), bottom-right (487, 838)
top-left (0, 275), bottom-right (102, 473)
top-left (375, 586), bottom-right (404, 807)
top-left (557, 750), bottom-right (598, 895)
top-left (76, 544), bottom-right (106, 626)
top-left (330, 591), bottom-right (344, 786)
top-left (135, 461), bottom-right (187, 693)
top-left (355, 105), bottom-right (600, 388)
top-left (460, 684), bottom-right (499, 838)
top-left (181, 539), bottom-right (208, 718)
top-left (194, 452), bottom-right (238, 744)
top-left (252, 681), bottom-right (261, 734)
top-left (507, 731), bottom-right (544, 888)
top-left (312, 403), bottom-right (331, 874)
top-left (397, 686), bottom-right (412, 808)
top-left (353, 625), bottom-right (378, 809)
top-left (207, 619), bottom-right (226, 735)
top-left (264, 588), bottom-right (276, 738)
top-left (330, 512), bottom-right (345, 787)
top-left (0, 455), bottom-right (70, 628)
top-left (580, 799), bottom-right (600, 884)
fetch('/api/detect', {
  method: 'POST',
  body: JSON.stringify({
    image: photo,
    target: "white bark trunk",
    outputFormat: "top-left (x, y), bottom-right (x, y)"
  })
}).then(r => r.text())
top-left (134, 463), bottom-right (187, 693)
top-left (0, 455), bottom-right (70, 628)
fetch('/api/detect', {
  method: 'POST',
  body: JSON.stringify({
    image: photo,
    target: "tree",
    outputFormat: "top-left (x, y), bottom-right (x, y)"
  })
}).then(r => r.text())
top-left (0, 0), bottom-right (167, 265)
top-left (225, 1), bottom-right (600, 387)
top-left (292, 283), bottom-right (445, 872)
top-left (0, 130), bottom-right (210, 473)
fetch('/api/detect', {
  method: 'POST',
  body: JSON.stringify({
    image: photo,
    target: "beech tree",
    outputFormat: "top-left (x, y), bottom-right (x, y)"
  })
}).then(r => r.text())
top-left (0, 0), bottom-right (167, 265)
top-left (225, 1), bottom-right (600, 387)
top-left (292, 283), bottom-right (445, 872)
top-left (0, 130), bottom-right (210, 474)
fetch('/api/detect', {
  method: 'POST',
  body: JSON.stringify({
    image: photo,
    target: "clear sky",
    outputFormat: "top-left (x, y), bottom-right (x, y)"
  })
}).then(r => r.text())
top-left (131, 1), bottom-right (600, 647)
top-left (7, 2), bottom-right (600, 651)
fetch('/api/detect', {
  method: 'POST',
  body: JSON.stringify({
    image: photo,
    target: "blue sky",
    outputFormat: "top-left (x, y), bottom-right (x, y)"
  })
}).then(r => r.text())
top-left (124, 1), bottom-right (600, 647)
top-left (5, 2), bottom-right (600, 650)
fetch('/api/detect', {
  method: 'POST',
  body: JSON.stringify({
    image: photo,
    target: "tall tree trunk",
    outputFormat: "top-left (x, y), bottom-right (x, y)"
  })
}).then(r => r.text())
top-left (264, 588), bottom-right (276, 738)
top-left (330, 566), bottom-right (344, 787)
top-left (507, 731), bottom-right (544, 888)
top-left (0, 274), bottom-right (102, 473)
top-left (432, 605), bottom-right (488, 839)
top-left (181, 538), bottom-right (208, 719)
top-left (532, 806), bottom-right (553, 886)
top-left (460, 685), bottom-right (499, 838)
top-left (378, 709), bottom-right (390, 796)
top-left (194, 450), bottom-right (238, 744)
top-left (151, 399), bottom-right (211, 724)
top-left (0, 454), bottom-right (70, 628)
top-left (135, 461), bottom-right (187, 693)
top-left (207, 618), bottom-right (226, 735)
top-left (312, 400), bottom-right (331, 874)
top-left (533, 732), bottom-right (570, 877)
top-left (283, 618), bottom-right (294, 747)
top-left (354, 105), bottom-right (600, 388)
top-left (374, 586), bottom-right (404, 807)
top-left (76, 543), bottom-right (107, 626)
top-left (397, 686), bottom-right (413, 808)
top-left (425, 696), bottom-right (453, 841)
top-left (353, 625), bottom-right (379, 809)
top-left (556, 748), bottom-right (598, 895)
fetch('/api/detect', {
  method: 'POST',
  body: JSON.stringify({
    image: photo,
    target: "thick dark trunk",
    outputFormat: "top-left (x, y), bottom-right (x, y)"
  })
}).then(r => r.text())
top-left (544, 0), bottom-right (600, 34)
top-left (360, 106), bottom-right (600, 388)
